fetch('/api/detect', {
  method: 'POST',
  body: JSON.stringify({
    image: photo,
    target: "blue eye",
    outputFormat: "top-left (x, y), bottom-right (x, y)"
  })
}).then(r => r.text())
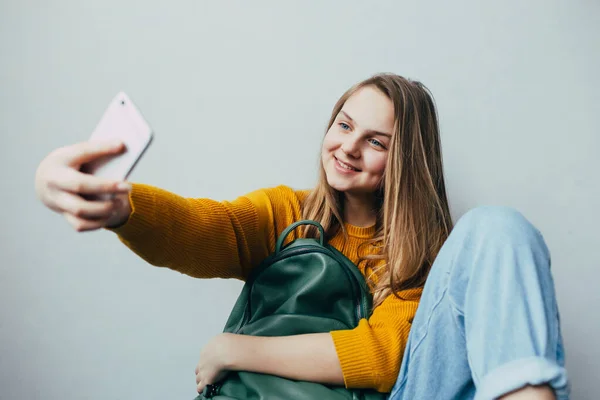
top-left (368, 138), bottom-right (385, 148)
top-left (339, 122), bottom-right (350, 130)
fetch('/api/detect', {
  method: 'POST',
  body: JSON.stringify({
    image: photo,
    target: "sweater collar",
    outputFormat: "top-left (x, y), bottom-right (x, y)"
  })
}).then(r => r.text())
top-left (344, 223), bottom-right (376, 239)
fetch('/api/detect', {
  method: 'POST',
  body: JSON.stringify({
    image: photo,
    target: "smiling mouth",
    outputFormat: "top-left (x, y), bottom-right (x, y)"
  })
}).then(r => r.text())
top-left (335, 157), bottom-right (360, 171)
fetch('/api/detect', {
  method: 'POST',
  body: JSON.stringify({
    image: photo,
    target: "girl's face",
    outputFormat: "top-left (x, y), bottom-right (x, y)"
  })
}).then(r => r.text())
top-left (322, 85), bottom-right (395, 196)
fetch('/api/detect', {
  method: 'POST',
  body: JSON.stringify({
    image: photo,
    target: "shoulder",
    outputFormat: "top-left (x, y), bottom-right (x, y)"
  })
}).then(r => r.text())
top-left (241, 185), bottom-right (311, 209)
top-left (239, 185), bottom-right (313, 248)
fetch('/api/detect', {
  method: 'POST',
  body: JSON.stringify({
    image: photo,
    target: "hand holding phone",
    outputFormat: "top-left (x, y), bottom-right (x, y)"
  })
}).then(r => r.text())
top-left (81, 91), bottom-right (153, 181)
top-left (34, 92), bottom-right (154, 232)
top-left (35, 140), bottom-right (134, 232)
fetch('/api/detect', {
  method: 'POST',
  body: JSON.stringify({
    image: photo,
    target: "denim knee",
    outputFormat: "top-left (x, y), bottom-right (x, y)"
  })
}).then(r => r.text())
top-left (447, 205), bottom-right (553, 313)
top-left (454, 206), bottom-right (547, 252)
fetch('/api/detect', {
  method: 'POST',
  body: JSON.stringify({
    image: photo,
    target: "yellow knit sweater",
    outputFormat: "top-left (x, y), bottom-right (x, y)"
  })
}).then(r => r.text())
top-left (110, 183), bottom-right (422, 393)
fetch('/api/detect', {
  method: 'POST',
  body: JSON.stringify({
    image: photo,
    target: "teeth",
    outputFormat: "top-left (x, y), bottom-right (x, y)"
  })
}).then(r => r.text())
top-left (337, 159), bottom-right (356, 171)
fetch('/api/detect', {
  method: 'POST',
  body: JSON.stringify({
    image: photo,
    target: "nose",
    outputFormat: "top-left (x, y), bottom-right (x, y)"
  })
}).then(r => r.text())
top-left (341, 135), bottom-right (361, 159)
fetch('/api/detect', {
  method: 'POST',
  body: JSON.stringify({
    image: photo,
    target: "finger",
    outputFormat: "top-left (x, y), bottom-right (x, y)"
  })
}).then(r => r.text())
top-left (56, 140), bottom-right (125, 167)
top-left (56, 191), bottom-right (117, 219)
top-left (56, 169), bottom-right (132, 195)
top-left (64, 213), bottom-right (110, 232)
top-left (196, 372), bottom-right (201, 385)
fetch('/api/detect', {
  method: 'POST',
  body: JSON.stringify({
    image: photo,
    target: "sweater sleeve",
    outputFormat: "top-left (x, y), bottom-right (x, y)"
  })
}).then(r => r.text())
top-left (329, 287), bottom-right (423, 393)
top-left (107, 183), bottom-right (303, 280)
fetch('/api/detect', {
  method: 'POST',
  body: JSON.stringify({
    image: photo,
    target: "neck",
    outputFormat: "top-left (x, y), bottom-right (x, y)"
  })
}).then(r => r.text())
top-left (342, 192), bottom-right (378, 227)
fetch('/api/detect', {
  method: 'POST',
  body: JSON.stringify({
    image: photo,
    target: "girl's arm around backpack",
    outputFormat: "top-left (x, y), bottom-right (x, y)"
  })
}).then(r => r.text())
top-left (195, 287), bottom-right (422, 393)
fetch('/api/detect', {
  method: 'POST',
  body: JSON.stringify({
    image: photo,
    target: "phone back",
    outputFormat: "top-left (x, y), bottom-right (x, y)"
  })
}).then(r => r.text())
top-left (83, 92), bottom-right (153, 181)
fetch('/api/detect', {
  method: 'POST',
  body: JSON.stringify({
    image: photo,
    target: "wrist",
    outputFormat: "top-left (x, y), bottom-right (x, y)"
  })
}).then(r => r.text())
top-left (105, 192), bottom-right (132, 228)
top-left (219, 333), bottom-right (244, 371)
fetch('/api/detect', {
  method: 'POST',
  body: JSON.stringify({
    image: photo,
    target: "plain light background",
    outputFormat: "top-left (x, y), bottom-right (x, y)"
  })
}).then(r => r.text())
top-left (1, 1), bottom-right (598, 399)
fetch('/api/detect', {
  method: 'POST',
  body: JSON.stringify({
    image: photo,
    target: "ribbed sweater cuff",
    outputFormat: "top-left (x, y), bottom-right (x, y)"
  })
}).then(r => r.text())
top-left (330, 328), bottom-right (376, 389)
top-left (107, 183), bottom-right (156, 238)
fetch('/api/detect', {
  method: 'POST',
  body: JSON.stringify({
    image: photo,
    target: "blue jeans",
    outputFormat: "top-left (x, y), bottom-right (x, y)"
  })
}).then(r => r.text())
top-left (389, 206), bottom-right (569, 400)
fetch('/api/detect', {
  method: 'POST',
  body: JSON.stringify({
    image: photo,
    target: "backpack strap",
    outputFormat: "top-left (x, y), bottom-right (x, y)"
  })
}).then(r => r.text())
top-left (275, 220), bottom-right (325, 253)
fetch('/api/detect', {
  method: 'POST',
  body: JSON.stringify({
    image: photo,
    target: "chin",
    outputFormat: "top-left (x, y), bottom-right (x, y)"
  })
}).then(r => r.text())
top-left (326, 177), bottom-right (379, 198)
top-left (324, 175), bottom-right (346, 193)
top-left (325, 175), bottom-right (359, 194)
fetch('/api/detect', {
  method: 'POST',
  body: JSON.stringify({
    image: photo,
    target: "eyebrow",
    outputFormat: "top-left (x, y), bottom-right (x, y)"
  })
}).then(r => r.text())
top-left (339, 110), bottom-right (392, 138)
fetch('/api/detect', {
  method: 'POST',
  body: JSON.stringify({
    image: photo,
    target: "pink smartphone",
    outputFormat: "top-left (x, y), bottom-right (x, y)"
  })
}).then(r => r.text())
top-left (81, 91), bottom-right (153, 182)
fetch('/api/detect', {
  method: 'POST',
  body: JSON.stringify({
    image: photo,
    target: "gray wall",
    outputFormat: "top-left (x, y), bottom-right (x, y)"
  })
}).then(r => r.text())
top-left (1, 1), bottom-right (598, 399)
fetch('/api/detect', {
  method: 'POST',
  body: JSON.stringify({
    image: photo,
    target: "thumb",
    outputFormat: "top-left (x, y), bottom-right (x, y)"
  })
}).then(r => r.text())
top-left (62, 140), bottom-right (125, 167)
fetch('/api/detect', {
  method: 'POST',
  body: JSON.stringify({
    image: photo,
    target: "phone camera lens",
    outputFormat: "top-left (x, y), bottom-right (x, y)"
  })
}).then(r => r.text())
top-left (121, 100), bottom-right (125, 105)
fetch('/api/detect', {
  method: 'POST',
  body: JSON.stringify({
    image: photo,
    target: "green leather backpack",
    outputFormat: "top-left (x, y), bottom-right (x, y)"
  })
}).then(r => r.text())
top-left (195, 220), bottom-right (388, 400)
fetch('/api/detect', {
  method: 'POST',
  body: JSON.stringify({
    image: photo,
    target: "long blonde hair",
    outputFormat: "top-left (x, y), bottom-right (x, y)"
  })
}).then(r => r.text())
top-left (303, 73), bottom-right (453, 307)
